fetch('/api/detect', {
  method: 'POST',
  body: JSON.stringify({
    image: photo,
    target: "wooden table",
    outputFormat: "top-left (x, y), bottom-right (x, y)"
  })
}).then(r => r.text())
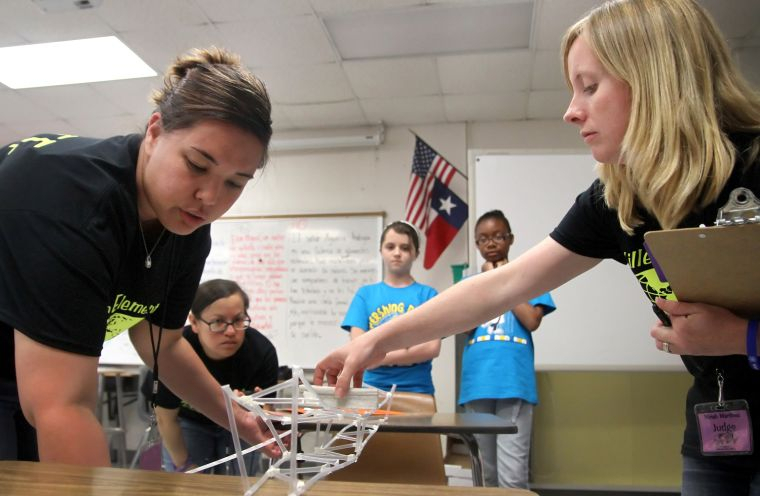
top-left (0, 461), bottom-right (537, 495)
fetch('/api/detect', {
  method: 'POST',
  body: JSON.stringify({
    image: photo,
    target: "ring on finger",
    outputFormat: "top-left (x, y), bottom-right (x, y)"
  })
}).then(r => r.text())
top-left (662, 341), bottom-right (671, 353)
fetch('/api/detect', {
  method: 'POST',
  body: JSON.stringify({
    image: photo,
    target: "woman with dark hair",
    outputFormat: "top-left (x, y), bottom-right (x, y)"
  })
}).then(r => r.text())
top-left (0, 47), bottom-right (279, 465)
top-left (154, 279), bottom-right (278, 475)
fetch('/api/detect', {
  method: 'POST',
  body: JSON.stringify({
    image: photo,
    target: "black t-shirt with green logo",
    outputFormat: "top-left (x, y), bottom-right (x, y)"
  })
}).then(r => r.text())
top-left (550, 135), bottom-right (760, 467)
top-left (0, 133), bottom-right (210, 381)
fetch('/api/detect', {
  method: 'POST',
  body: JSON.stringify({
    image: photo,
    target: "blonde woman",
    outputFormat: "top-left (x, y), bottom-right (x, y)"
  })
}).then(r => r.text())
top-left (316, 1), bottom-right (760, 493)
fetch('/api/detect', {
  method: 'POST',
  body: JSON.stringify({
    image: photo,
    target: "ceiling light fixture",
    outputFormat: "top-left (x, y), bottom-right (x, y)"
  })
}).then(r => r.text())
top-left (270, 125), bottom-right (385, 152)
top-left (0, 36), bottom-right (156, 89)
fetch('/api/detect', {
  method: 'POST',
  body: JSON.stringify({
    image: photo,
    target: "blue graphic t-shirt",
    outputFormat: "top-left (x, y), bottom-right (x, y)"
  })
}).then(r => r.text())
top-left (342, 281), bottom-right (438, 394)
top-left (459, 293), bottom-right (555, 406)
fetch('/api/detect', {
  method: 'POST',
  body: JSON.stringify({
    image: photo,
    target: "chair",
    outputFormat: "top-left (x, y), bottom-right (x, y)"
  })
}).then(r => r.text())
top-left (325, 391), bottom-right (447, 485)
top-left (129, 367), bottom-right (162, 470)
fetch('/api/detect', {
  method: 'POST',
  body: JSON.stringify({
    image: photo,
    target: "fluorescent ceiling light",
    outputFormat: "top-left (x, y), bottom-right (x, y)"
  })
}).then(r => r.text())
top-left (324, 1), bottom-right (533, 60)
top-left (0, 36), bottom-right (156, 89)
top-left (270, 125), bottom-right (385, 152)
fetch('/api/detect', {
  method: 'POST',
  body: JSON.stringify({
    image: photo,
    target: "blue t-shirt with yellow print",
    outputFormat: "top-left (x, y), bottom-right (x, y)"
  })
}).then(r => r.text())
top-left (341, 281), bottom-right (437, 394)
top-left (459, 293), bottom-right (555, 406)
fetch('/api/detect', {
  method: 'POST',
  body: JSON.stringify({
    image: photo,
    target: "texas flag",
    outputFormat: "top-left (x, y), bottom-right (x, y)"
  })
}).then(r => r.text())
top-left (423, 177), bottom-right (468, 269)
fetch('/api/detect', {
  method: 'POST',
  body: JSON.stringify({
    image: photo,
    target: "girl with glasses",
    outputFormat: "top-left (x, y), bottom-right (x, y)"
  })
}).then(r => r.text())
top-left (460, 210), bottom-right (555, 489)
top-left (154, 279), bottom-right (278, 475)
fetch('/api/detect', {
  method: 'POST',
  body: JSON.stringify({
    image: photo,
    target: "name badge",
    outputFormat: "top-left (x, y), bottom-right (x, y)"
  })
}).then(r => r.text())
top-left (694, 399), bottom-right (753, 456)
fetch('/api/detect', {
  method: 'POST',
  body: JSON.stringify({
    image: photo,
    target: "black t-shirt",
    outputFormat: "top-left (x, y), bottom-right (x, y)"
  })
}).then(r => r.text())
top-left (550, 135), bottom-right (760, 466)
top-left (0, 134), bottom-right (210, 381)
top-left (155, 325), bottom-right (279, 426)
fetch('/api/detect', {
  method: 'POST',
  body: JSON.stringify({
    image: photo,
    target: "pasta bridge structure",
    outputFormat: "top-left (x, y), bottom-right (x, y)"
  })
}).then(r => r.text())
top-left (188, 367), bottom-right (395, 496)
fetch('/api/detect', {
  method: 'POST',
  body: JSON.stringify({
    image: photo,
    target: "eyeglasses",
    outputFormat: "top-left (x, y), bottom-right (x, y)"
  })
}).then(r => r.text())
top-left (475, 233), bottom-right (512, 246)
top-left (199, 315), bottom-right (251, 333)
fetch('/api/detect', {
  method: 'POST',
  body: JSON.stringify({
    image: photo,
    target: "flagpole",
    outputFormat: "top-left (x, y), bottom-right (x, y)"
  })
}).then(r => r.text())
top-left (408, 130), bottom-right (468, 180)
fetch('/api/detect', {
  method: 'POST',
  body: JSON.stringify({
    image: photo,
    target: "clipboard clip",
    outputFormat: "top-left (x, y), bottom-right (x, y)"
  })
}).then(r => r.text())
top-left (715, 187), bottom-right (760, 226)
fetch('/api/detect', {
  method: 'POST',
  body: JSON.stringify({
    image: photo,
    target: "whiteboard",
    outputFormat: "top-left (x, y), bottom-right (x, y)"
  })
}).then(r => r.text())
top-left (474, 154), bottom-right (684, 371)
top-left (202, 214), bottom-right (383, 367)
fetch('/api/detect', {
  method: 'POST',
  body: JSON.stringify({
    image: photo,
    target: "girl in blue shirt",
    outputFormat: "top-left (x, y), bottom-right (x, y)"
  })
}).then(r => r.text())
top-left (341, 221), bottom-right (440, 395)
top-left (460, 210), bottom-right (555, 489)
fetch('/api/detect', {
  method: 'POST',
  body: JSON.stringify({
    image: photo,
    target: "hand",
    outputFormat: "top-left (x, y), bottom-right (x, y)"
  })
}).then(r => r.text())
top-left (233, 387), bottom-right (261, 398)
top-left (313, 335), bottom-right (385, 397)
top-left (175, 457), bottom-right (198, 473)
top-left (650, 298), bottom-right (746, 356)
top-left (236, 409), bottom-right (286, 458)
top-left (481, 259), bottom-right (507, 272)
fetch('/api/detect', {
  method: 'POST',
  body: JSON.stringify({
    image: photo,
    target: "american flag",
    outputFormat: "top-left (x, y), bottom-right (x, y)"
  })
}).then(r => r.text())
top-left (404, 137), bottom-right (456, 231)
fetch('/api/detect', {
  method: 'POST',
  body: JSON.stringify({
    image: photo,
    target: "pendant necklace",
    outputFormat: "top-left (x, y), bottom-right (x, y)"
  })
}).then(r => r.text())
top-left (138, 222), bottom-right (166, 269)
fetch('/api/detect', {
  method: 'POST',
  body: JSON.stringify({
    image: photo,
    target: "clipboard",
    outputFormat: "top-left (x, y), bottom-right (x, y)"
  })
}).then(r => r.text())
top-left (643, 187), bottom-right (760, 319)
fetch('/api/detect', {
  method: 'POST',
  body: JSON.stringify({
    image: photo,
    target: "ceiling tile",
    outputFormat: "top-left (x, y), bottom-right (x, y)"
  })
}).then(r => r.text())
top-left (527, 89), bottom-right (569, 120)
top-left (444, 92), bottom-right (527, 122)
top-left (0, 22), bottom-right (28, 46)
top-left (532, 49), bottom-right (565, 90)
top-left (67, 115), bottom-right (146, 139)
top-left (0, 0), bottom-right (757, 134)
top-left (0, 90), bottom-right (58, 122)
top-left (324, 1), bottom-right (532, 60)
top-left (90, 77), bottom-right (162, 117)
top-left (8, 118), bottom-right (75, 138)
top-left (361, 95), bottom-right (446, 126)
top-left (534, 0), bottom-right (600, 51)
top-left (10, 8), bottom-right (114, 43)
top-left (310, 0), bottom-right (423, 15)
top-left (217, 16), bottom-right (336, 68)
top-left (438, 50), bottom-right (532, 94)
top-left (279, 100), bottom-right (368, 128)
top-left (95, 0), bottom-right (209, 31)
top-left (257, 64), bottom-right (354, 104)
top-left (343, 57), bottom-right (440, 98)
top-left (118, 25), bottom-right (224, 76)
top-left (16, 84), bottom-right (126, 119)
top-left (195, 0), bottom-right (311, 22)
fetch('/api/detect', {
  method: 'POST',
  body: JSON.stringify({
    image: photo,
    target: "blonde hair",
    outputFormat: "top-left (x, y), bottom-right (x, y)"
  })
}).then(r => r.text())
top-left (152, 47), bottom-right (272, 166)
top-left (562, 0), bottom-right (760, 233)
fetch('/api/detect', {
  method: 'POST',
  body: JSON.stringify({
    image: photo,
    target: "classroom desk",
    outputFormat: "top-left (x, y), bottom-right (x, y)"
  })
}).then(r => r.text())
top-left (302, 412), bottom-right (517, 487)
top-left (97, 364), bottom-right (143, 467)
top-left (0, 461), bottom-right (537, 495)
top-left (380, 412), bottom-right (516, 487)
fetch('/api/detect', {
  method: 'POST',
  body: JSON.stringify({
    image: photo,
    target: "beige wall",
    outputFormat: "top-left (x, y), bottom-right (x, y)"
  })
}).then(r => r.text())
top-left (532, 371), bottom-right (691, 490)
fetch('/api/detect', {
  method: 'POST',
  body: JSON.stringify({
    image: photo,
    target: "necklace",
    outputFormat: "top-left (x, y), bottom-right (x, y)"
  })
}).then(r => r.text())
top-left (138, 222), bottom-right (166, 269)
